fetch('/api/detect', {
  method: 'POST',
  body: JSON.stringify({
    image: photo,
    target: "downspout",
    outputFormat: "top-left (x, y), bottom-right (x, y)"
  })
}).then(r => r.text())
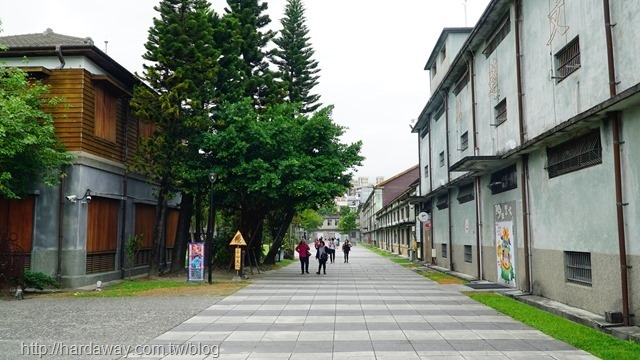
top-left (442, 90), bottom-right (453, 271)
top-left (428, 114), bottom-right (435, 265)
top-left (56, 171), bottom-right (65, 283)
top-left (55, 45), bottom-right (66, 69)
top-left (119, 100), bottom-right (130, 279)
top-left (514, 0), bottom-right (531, 293)
top-left (603, 0), bottom-right (630, 326)
top-left (469, 52), bottom-right (483, 280)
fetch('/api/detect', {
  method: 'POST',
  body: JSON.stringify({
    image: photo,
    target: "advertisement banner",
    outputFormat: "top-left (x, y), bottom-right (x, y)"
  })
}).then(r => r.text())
top-left (188, 242), bottom-right (205, 282)
top-left (495, 201), bottom-right (516, 287)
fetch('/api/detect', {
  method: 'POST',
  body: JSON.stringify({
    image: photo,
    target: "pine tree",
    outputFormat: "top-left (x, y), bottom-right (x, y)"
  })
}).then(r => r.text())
top-left (220, 0), bottom-right (284, 107)
top-left (131, 0), bottom-right (220, 277)
top-left (271, 0), bottom-right (321, 113)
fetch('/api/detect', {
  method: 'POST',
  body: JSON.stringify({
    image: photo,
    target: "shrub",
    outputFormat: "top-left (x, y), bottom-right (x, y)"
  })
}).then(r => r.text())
top-left (24, 269), bottom-right (60, 290)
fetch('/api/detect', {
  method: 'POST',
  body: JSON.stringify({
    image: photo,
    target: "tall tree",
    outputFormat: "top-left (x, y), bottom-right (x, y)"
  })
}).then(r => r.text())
top-left (221, 0), bottom-right (284, 107)
top-left (338, 209), bottom-right (358, 240)
top-left (271, 0), bottom-right (321, 113)
top-left (0, 65), bottom-right (74, 199)
top-left (131, 0), bottom-right (220, 277)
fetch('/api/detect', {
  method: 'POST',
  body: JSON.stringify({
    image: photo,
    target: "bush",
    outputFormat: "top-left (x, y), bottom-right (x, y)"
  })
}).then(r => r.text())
top-left (23, 269), bottom-right (60, 290)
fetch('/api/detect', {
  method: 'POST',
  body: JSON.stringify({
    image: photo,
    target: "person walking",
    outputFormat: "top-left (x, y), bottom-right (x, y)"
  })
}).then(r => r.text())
top-left (327, 238), bottom-right (336, 263)
top-left (342, 240), bottom-right (351, 263)
top-left (295, 239), bottom-right (311, 274)
top-left (315, 240), bottom-right (329, 274)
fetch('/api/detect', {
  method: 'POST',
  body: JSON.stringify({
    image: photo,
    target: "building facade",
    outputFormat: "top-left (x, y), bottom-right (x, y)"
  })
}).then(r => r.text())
top-left (412, 0), bottom-right (640, 324)
top-left (0, 30), bottom-right (178, 288)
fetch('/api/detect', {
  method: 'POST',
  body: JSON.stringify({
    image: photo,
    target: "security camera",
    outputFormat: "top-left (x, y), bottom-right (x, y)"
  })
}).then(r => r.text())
top-left (86, 195), bottom-right (92, 203)
top-left (65, 195), bottom-right (77, 202)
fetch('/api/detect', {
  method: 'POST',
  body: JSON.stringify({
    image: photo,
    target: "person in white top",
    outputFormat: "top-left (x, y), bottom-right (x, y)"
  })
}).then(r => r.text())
top-left (327, 239), bottom-right (336, 263)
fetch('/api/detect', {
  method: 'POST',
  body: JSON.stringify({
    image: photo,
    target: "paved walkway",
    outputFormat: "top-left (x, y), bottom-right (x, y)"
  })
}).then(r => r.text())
top-left (139, 245), bottom-right (598, 359)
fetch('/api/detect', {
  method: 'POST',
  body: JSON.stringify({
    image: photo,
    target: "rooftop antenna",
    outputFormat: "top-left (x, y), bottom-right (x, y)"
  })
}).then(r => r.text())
top-left (104, 40), bottom-right (108, 54)
top-left (463, 0), bottom-right (468, 26)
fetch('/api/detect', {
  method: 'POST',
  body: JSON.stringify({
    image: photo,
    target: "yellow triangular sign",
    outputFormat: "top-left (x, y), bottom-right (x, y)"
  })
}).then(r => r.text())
top-left (229, 230), bottom-right (247, 246)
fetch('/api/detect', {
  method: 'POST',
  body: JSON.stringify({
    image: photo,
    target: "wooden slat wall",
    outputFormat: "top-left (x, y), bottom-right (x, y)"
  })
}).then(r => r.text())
top-left (166, 208), bottom-right (179, 248)
top-left (42, 69), bottom-right (139, 164)
top-left (0, 197), bottom-right (34, 252)
top-left (134, 204), bottom-right (155, 249)
top-left (86, 197), bottom-right (119, 253)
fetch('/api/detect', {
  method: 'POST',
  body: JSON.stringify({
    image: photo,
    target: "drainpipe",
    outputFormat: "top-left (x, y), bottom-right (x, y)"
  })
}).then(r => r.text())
top-left (428, 112), bottom-right (435, 265)
top-left (56, 171), bottom-right (65, 283)
top-left (442, 90), bottom-right (453, 271)
top-left (603, 0), bottom-right (629, 325)
top-left (514, 0), bottom-right (532, 293)
top-left (119, 100), bottom-right (130, 279)
top-left (55, 45), bottom-right (66, 69)
top-left (469, 52), bottom-right (483, 280)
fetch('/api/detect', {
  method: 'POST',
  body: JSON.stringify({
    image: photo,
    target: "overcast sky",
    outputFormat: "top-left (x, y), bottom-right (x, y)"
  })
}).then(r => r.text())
top-left (1, 0), bottom-right (490, 182)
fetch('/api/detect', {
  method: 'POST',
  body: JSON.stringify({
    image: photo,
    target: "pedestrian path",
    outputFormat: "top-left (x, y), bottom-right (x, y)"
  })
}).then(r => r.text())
top-left (139, 244), bottom-right (598, 359)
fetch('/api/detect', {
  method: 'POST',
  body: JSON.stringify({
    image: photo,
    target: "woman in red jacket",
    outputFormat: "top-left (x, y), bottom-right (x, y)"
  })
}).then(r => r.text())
top-left (295, 239), bottom-right (311, 274)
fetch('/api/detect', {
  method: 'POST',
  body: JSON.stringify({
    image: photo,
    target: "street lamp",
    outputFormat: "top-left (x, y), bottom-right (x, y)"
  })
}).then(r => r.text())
top-left (207, 172), bottom-right (217, 284)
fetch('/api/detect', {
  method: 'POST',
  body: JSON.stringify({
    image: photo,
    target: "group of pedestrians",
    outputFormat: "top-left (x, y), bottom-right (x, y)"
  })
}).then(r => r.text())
top-left (294, 237), bottom-right (351, 275)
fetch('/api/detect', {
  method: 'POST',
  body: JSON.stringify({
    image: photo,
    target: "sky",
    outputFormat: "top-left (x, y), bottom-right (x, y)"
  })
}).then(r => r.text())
top-left (0, 0), bottom-right (490, 182)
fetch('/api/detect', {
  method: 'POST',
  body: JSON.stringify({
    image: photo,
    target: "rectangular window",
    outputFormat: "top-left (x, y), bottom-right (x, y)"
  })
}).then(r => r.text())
top-left (424, 165), bottom-right (429, 178)
top-left (555, 37), bottom-right (580, 81)
top-left (86, 197), bottom-right (119, 273)
top-left (441, 243), bottom-right (448, 258)
top-left (434, 104), bottom-right (445, 121)
top-left (464, 245), bottom-right (472, 263)
top-left (546, 129), bottom-right (601, 178)
top-left (457, 183), bottom-right (475, 204)
top-left (494, 99), bottom-right (507, 126)
top-left (94, 86), bottom-right (117, 142)
top-left (138, 120), bottom-right (155, 138)
top-left (134, 203), bottom-right (155, 267)
top-left (460, 131), bottom-right (469, 151)
top-left (436, 194), bottom-right (448, 210)
top-left (489, 164), bottom-right (517, 194)
top-left (440, 45), bottom-right (446, 62)
top-left (439, 152), bottom-right (445, 168)
top-left (453, 70), bottom-right (470, 95)
top-left (564, 251), bottom-right (592, 286)
top-left (483, 15), bottom-right (511, 57)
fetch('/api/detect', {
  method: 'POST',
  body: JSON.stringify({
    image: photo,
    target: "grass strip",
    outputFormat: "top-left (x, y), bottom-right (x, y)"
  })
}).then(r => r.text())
top-left (467, 292), bottom-right (640, 360)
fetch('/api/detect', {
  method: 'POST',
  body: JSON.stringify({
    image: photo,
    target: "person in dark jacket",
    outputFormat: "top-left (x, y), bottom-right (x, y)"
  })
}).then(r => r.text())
top-left (315, 240), bottom-right (329, 274)
top-left (342, 240), bottom-right (351, 263)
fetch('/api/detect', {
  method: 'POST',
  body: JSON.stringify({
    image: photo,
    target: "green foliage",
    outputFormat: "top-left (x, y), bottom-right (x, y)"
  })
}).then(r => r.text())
top-left (299, 208), bottom-right (323, 234)
top-left (0, 65), bottom-right (75, 199)
top-left (125, 234), bottom-right (143, 279)
top-left (23, 269), bottom-right (60, 289)
top-left (468, 293), bottom-right (640, 359)
top-left (338, 209), bottom-right (357, 236)
top-left (271, 0), bottom-right (321, 113)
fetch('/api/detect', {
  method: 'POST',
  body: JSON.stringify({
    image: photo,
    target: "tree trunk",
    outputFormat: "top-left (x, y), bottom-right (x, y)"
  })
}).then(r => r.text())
top-left (148, 178), bottom-right (169, 278)
top-left (170, 192), bottom-right (194, 274)
top-left (263, 209), bottom-right (295, 265)
top-left (239, 207), bottom-right (266, 269)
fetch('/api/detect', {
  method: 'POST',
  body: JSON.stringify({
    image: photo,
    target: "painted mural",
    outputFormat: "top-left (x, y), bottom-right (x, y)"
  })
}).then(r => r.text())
top-left (495, 201), bottom-right (516, 287)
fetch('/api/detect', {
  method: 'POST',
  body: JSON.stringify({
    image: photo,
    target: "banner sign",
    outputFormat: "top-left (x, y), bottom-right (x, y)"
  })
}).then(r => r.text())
top-left (188, 242), bottom-right (205, 282)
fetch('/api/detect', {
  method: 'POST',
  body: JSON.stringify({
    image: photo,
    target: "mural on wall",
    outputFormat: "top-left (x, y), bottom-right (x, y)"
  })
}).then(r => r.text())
top-left (547, 0), bottom-right (569, 45)
top-left (495, 201), bottom-right (516, 287)
top-left (488, 57), bottom-right (500, 100)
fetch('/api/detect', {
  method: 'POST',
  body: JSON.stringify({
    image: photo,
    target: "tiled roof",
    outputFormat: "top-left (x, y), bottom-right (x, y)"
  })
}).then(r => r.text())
top-left (0, 28), bottom-right (94, 48)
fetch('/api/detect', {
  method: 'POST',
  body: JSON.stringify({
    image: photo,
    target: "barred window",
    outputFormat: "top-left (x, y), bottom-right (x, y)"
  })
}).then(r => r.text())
top-left (489, 164), bottom-right (517, 194)
top-left (555, 37), bottom-right (580, 81)
top-left (441, 243), bottom-right (448, 258)
top-left (453, 71), bottom-right (470, 95)
top-left (457, 183), bottom-right (475, 204)
top-left (564, 251), bottom-right (592, 286)
top-left (483, 15), bottom-right (511, 57)
top-left (460, 131), bottom-right (469, 151)
top-left (546, 129), bottom-right (601, 178)
top-left (436, 194), bottom-right (449, 210)
top-left (464, 245), bottom-right (473, 263)
top-left (439, 151), bottom-right (445, 168)
top-left (424, 165), bottom-right (429, 178)
top-left (434, 104), bottom-right (445, 121)
top-left (494, 99), bottom-right (507, 126)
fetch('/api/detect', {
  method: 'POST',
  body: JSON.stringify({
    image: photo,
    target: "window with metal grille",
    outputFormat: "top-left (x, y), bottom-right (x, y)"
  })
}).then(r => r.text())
top-left (441, 45), bottom-right (446, 62)
top-left (464, 245), bottom-right (472, 263)
top-left (441, 243), bottom-right (448, 258)
top-left (439, 151), bottom-right (445, 167)
top-left (546, 129), bottom-right (602, 178)
top-left (494, 99), bottom-right (507, 126)
top-left (564, 251), bottom-right (592, 286)
top-left (489, 164), bottom-right (517, 194)
top-left (555, 37), bottom-right (580, 81)
top-left (483, 15), bottom-right (510, 57)
top-left (460, 131), bottom-right (469, 151)
top-left (436, 194), bottom-right (449, 210)
top-left (453, 71), bottom-right (470, 95)
top-left (457, 183), bottom-right (475, 204)
top-left (424, 165), bottom-right (429, 178)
